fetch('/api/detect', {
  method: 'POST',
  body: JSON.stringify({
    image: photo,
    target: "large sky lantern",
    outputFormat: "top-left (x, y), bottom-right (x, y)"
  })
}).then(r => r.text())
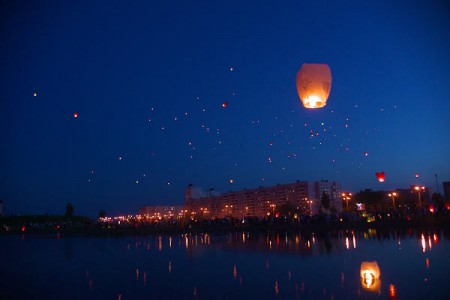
top-left (296, 63), bottom-right (332, 109)
top-left (360, 261), bottom-right (381, 291)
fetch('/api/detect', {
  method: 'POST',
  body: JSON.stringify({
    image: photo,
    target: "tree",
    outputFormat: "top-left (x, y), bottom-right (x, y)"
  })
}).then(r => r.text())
top-left (320, 191), bottom-right (330, 213)
top-left (279, 202), bottom-right (297, 217)
top-left (65, 203), bottom-right (74, 219)
top-left (431, 193), bottom-right (445, 213)
top-left (98, 210), bottom-right (106, 219)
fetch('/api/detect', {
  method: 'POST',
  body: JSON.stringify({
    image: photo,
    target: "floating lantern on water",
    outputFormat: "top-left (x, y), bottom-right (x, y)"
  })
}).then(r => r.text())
top-left (296, 63), bottom-right (332, 109)
top-left (360, 261), bottom-right (381, 291)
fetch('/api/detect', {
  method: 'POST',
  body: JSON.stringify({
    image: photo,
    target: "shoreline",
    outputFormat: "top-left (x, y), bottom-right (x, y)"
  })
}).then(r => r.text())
top-left (2, 214), bottom-right (450, 237)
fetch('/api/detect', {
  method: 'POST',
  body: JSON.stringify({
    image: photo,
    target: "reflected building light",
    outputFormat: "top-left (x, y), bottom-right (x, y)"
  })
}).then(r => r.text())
top-left (269, 240), bottom-right (272, 250)
top-left (312, 236), bottom-right (316, 245)
top-left (89, 279), bottom-right (93, 290)
top-left (421, 234), bottom-right (426, 253)
top-left (288, 271), bottom-right (292, 280)
top-left (169, 236), bottom-right (172, 249)
top-left (193, 287), bottom-right (197, 296)
top-left (341, 272), bottom-right (345, 288)
top-left (185, 236), bottom-right (189, 250)
top-left (242, 232), bottom-right (246, 243)
top-left (158, 236), bottom-right (162, 251)
top-left (295, 234), bottom-right (299, 245)
top-left (307, 241), bottom-right (311, 248)
top-left (143, 272), bottom-right (147, 286)
top-left (118, 294), bottom-right (122, 300)
top-left (428, 236), bottom-right (432, 250)
top-left (426, 258), bottom-right (430, 269)
top-left (433, 233), bottom-right (439, 244)
top-left (353, 234), bottom-right (357, 249)
top-left (169, 261), bottom-right (172, 273)
top-left (345, 237), bottom-right (350, 250)
top-left (266, 260), bottom-right (270, 269)
top-left (274, 280), bottom-right (279, 295)
top-left (136, 268), bottom-right (140, 280)
top-left (233, 265), bottom-right (237, 280)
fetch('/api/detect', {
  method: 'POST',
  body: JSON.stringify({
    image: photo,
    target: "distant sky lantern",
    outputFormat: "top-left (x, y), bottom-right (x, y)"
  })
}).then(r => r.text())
top-left (415, 173), bottom-right (419, 178)
top-left (73, 112), bottom-right (79, 118)
top-left (375, 172), bottom-right (385, 182)
top-left (222, 101), bottom-right (228, 108)
top-left (296, 63), bottom-right (332, 108)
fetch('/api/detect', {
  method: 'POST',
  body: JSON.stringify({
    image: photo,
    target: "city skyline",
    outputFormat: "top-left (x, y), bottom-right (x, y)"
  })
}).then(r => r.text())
top-left (1, 0), bottom-right (449, 217)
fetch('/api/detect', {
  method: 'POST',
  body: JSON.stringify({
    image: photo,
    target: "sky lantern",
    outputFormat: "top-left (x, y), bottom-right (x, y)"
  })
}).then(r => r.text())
top-left (375, 172), bottom-right (385, 182)
top-left (360, 261), bottom-right (381, 291)
top-left (73, 112), bottom-right (79, 118)
top-left (222, 101), bottom-right (228, 108)
top-left (296, 63), bottom-right (332, 108)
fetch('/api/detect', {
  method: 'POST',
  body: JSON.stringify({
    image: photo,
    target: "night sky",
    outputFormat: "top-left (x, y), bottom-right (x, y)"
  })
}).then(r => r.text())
top-left (1, 0), bottom-right (449, 217)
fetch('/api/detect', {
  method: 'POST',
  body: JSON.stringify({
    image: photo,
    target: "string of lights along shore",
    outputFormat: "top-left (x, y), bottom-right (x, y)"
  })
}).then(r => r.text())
top-left (1, 1), bottom-right (449, 217)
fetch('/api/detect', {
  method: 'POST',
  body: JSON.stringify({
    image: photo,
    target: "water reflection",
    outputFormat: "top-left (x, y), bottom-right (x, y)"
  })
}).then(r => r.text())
top-left (2, 228), bottom-right (450, 299)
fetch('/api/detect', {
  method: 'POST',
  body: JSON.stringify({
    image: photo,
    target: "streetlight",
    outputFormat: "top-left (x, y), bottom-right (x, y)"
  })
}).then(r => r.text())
top-left (414, 186), bottom-right (426, 207)
top-left (342, 193), bottom-right (352, 211)
top-left (387, 192), bottom-right (397, 210)
top-left (270, 204), bottom-right (276, 216)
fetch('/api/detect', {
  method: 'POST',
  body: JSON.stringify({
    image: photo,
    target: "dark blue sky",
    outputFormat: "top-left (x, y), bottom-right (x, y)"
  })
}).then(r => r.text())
top-left (1, 0), bottom-right (449, 217)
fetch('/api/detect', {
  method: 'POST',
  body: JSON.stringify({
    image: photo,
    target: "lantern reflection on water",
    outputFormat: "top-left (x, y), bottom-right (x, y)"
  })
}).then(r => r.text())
top-left (360, 261), bottom-right (381, 292)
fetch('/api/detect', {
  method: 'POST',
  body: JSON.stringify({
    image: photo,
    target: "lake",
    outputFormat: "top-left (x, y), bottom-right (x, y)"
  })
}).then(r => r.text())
top-left (1, 228), bottom-right (450, 299)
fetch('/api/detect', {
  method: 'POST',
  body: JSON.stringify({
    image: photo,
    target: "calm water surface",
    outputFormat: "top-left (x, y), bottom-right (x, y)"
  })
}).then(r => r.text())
top-left (1, 229), bottom-right (450, 299)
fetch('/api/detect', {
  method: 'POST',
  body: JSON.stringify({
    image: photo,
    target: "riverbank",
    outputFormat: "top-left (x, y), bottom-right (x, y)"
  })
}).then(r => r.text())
top-left (2, 213), bottom-right (450, 237)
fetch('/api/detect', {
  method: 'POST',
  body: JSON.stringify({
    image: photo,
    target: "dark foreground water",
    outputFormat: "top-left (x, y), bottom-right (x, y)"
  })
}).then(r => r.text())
top-left (1, 229), bottom-right (450, 299)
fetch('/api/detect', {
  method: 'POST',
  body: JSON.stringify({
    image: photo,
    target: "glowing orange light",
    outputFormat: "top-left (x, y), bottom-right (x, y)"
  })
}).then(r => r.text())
top-left (222, 101), bottom-right (228, 108)
top-left (296, 63), bottom-right (332, 109)
top-left (360, 261), bottom-right (381, 291)
top-left (73, 112), bottom-right (78, 118)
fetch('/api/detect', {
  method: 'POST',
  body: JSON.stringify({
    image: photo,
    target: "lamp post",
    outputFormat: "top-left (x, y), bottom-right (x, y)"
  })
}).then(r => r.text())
top-left (387, 192), bottom-right (397, 210)
top-left (414, 186), bottom-right (425, 208)
top-left (270, 204), bottom-right (276, 216)
top-left (308, 200), bottom-right (313, 215)
top-left (342, 193), bottom-right (352, 211)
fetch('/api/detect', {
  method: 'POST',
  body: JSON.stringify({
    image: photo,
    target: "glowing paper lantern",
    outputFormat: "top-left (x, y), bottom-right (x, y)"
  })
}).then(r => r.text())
top-left (73, 112), bottom-right (79, 118)
top-left (360, 261), bottom-right (381, 291)
top-left (222, 101), bottom-right (228, 108)
top-left (296, 63), bottom-right (332, 108)
top-left (375, 172), bottom-right (385, 182)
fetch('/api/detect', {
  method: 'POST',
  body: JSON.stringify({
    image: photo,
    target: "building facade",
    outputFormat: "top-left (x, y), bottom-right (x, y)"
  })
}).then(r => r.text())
top-left (184, 180), bottom-right (341, 219)
top-left (309, 180), bottom-right (342, 213)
